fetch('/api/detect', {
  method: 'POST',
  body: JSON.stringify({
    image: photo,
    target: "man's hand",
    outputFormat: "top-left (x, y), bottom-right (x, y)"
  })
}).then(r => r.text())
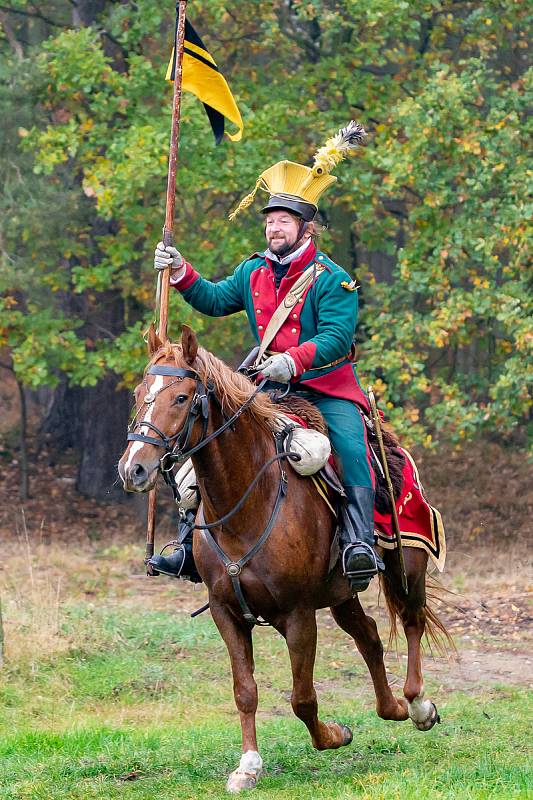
top-left (260, 353), bottom-right (297, 383)
top-left (154, 242), bottom-right (186, 282)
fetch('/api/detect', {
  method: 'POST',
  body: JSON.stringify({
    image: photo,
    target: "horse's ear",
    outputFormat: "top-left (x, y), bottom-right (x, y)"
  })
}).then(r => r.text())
top-left (181, 325), bottom-right (198, 365)
top-left (146, 323), bottom-right (163, 357)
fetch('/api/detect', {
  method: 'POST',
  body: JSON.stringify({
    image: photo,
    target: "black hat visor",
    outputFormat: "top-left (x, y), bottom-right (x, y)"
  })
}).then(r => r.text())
top-left (261, 194), bottom-right (317, 222)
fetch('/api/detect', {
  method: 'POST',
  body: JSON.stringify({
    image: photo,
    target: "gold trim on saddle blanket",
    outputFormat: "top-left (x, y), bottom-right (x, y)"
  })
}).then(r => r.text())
top-left (310, 474), bottom-right (337, 516)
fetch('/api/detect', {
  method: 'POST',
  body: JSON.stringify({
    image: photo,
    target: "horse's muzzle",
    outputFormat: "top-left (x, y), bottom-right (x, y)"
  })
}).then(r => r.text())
top-left (119, 458), bottom-right (159, 492)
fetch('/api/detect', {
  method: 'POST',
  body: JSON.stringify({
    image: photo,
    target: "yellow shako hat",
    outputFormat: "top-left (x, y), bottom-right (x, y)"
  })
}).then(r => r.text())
top-left (229, 121), bottom-right (367, 222)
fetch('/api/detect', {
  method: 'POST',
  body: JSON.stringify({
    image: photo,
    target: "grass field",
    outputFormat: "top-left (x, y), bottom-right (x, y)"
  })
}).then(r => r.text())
top-left (1, 536), bottom-right (532, 800)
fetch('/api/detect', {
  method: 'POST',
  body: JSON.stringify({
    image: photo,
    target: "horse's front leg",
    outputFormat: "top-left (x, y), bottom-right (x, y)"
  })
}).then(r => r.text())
top-left (280, 609), bottom-right (353, 751)
top-left (209, 601), bottom-right (262, 793)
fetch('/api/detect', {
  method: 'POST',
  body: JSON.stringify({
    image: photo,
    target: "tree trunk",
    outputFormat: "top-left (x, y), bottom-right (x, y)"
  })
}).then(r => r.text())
top-left (40, 382), bottom-right (84, 455)
top-left (76, 372), bottom-right (130, 500)
top-left (16, 378), bottom-right (29, 501)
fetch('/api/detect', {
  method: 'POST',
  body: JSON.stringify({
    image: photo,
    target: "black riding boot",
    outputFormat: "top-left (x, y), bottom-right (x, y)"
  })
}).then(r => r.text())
top-left (148, 510), bottom-right (203, 583)
top-left (340, 486), bottom-right (385, 593)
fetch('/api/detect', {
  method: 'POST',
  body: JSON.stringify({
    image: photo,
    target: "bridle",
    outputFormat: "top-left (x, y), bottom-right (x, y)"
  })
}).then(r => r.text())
top-left (126, 362), bottom-right (298, 627)
top-left (127, 365), bottom-right (213, 466)
top-left (127, 364), bottom-right (271, 479)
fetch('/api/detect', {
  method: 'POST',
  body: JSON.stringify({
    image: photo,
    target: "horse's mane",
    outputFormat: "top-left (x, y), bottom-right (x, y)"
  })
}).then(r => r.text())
top-left (147, 342), bottom-right (279, 430)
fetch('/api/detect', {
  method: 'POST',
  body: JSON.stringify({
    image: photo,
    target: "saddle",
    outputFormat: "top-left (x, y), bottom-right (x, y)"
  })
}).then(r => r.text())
top-left (273, 393), bottom-right (405, 516)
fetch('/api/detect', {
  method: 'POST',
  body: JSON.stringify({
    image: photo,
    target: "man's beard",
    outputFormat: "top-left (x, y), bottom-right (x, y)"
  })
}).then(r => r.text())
top-left (268, 236), bottom-right (295, 256)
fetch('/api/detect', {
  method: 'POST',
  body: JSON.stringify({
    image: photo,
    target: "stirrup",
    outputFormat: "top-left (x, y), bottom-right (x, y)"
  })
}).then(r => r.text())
top-left (342, 542), bottom-right (381, 592)
top-left (148, 542), bottom-right (187, 578)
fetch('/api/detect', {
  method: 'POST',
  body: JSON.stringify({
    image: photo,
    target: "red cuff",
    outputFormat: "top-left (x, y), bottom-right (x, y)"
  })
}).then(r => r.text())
top-left (286, 342), bottom-right (317, 377)
top-left (170, 262), bottom-right (200, 292)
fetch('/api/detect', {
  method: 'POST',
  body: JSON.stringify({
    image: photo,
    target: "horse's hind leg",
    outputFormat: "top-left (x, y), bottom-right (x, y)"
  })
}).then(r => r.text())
top-left (383, 546), bottom-right (440, 731)
top-left (280, 609), bottom-right (353, 751)
top-left (209, 601), bottom-right (262, 793)
top-left (330, 597), bottom-right (408, 721)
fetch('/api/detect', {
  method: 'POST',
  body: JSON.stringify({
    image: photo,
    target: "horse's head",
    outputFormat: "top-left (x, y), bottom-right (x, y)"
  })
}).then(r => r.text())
top-left (118, 325), bottom-right (205, 493)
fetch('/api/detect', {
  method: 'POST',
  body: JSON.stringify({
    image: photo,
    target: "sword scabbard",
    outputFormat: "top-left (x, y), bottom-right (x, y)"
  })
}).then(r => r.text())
top-left (368, 387), bottom-right (408, 594)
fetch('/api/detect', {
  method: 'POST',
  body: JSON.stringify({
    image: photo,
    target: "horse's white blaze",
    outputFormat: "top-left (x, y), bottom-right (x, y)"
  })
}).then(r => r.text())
top-left (124, 375), bottom-right (164, 472)
top-left (408, 692), bottom-right (433, 724)
top-left (226, 751), bottom-right (262, 793)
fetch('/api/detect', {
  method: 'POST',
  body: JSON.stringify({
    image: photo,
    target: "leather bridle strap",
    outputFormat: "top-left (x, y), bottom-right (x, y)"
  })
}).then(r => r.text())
top-left (127, 365), bottom-right (211, 454)
top-left (164, 377), bottom-right (268, 463)
top-left (199, 431), bottom-right (291, 627)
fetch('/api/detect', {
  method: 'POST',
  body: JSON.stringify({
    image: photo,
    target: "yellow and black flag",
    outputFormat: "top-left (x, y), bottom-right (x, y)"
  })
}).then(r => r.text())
top-left (166, 11), bottom-right (243, 144)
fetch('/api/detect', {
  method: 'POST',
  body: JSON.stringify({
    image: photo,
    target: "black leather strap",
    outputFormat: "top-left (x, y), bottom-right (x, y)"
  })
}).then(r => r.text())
top-left (199, 432), bottom-right (291, 627)
top-left (148, 365), bottom-right (198, 378)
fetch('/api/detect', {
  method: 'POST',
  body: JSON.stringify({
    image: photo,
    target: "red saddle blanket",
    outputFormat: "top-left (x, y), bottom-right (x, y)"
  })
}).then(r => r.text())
top-left (374, 448), bottom-right (446, 571)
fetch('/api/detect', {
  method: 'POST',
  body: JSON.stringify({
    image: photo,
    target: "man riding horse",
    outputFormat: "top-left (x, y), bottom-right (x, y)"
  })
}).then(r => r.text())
top-left (149, 122), bottom-right (384, 593)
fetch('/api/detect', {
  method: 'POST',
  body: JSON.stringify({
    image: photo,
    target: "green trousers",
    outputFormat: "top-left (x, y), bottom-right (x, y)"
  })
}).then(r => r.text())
top-left (301, 395), bottom-right (374, 489)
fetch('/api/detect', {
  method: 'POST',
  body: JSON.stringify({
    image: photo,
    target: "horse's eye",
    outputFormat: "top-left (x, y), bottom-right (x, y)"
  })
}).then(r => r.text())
top-left (173, 394), bottom-right (188, 406)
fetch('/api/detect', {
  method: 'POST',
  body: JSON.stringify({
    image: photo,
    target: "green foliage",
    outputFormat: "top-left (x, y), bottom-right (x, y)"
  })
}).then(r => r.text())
top-left (0, 0), bottom-right (531, 447)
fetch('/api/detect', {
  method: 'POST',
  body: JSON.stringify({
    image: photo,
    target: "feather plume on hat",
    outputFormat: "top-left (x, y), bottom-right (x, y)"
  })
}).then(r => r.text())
top-left (310, 121), bottom-right (367, 177)
top-left (229, 120), bottom-right (367, 220)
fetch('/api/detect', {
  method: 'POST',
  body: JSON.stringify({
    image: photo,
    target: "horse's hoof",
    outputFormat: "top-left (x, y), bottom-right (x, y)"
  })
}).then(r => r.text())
top-left (411, 702), bottom-right (440, 731)
top-left (322, 721), bottom-right (353, 749)
top-left (226, 770), bottom-right (260, 793)
top-left (340, 724), bottom-right (353, 746)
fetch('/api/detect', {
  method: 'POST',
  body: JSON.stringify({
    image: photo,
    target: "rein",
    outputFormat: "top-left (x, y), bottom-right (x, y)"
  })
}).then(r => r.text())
top-left (127, 363), bottom-right (297, 627)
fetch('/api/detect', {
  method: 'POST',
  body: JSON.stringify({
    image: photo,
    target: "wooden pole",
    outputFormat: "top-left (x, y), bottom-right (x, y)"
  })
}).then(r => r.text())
top-left (146, 0), bottom-right (188, 570)
top-left (159, 0), bottom-right (188, 341)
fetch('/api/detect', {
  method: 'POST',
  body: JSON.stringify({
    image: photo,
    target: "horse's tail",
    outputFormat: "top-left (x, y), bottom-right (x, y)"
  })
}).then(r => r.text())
top-left (379, 572), bottom-right (456, 656)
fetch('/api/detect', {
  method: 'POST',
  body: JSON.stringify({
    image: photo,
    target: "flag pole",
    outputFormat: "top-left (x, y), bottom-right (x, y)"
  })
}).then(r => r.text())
top-left (146, 0), bottom-right (188, 571)
top-left (160, 0), bottom-right (188, 341)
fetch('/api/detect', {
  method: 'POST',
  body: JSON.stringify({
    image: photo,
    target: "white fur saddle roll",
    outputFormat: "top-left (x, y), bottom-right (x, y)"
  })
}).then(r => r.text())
top-left (175, 459), bottom-right (198, 510)
top-left (284, 425), bottom-right (331, 475)
top-left (275, 415), bottom-right (331, 476)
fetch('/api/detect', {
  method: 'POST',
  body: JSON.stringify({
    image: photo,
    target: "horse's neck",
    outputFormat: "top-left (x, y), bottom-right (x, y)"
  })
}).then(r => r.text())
top-left (192, 408), bottom-right (275, 525)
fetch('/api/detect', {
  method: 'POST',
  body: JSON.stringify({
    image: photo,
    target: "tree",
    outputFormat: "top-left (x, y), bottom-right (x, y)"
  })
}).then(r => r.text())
top-left (1, 0), bottom-right (531, 501)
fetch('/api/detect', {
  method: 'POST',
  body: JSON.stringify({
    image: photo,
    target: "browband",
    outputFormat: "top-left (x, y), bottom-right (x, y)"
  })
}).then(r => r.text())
top-left (148, 365), bottom-right (198, 378)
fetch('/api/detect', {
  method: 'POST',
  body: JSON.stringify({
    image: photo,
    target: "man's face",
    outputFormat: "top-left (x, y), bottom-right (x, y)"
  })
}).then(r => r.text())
top-left (264, 210), bottom-right (300, 255)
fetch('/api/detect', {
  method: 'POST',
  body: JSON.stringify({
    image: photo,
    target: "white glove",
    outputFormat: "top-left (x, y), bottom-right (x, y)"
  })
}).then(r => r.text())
top-left (154, 242), bottom-right (186, 282)
top-left (260, 353), bottom-right (297, 383)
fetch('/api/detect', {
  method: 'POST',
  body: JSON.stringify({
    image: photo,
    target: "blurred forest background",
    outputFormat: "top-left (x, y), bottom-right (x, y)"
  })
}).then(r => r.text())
top-left (0, 0), bottom-right (531, 502)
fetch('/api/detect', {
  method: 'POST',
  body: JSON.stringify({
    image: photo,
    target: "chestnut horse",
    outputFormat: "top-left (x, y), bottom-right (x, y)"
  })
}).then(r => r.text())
top-left (118, 327), bottom-right (447, 793)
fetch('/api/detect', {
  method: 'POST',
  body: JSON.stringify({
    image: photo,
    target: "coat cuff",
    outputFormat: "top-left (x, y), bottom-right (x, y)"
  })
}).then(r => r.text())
top-left (286, 342), bottom-right (317, 377)
top-left (169, 262), bottom-right (200, 291)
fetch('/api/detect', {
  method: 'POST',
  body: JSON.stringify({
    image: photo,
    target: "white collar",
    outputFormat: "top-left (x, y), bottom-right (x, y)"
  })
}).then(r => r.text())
top-left (264, 238), bottom-right (313, 265)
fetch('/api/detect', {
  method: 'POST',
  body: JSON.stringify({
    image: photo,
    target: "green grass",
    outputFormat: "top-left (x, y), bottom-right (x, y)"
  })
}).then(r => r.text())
top-left (1, 607), bottom-right (531, 799)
